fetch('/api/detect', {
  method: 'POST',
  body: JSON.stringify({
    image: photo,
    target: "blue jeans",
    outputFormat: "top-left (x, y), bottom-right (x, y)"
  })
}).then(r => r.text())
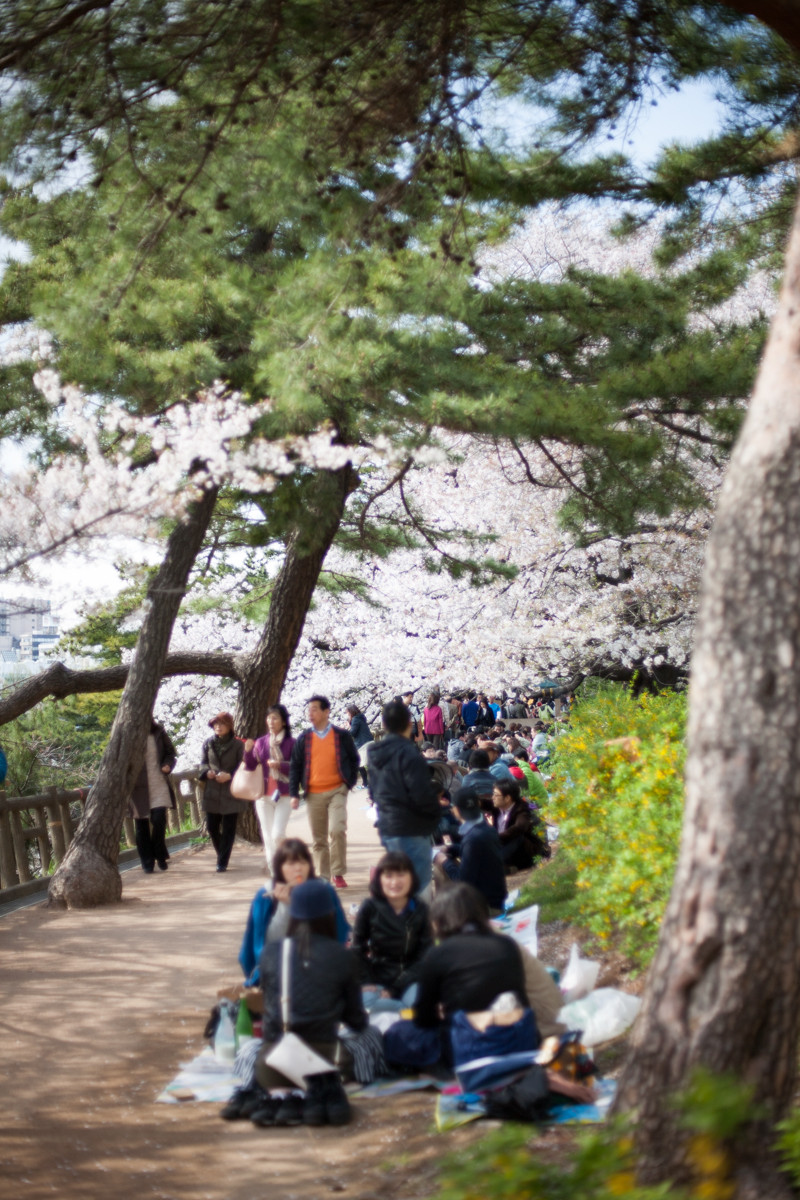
top-left (362, 983), bottom-right (418, 1014)
top-left (382, 834), bottom-right (433, 892)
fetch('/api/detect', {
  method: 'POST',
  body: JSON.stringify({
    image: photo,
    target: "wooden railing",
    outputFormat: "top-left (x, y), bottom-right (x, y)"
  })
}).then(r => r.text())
top-left (0, 770), bottom-right (204, 902)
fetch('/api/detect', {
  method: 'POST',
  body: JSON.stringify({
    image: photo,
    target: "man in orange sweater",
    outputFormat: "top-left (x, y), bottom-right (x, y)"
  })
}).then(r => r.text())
top-left (288, 695), bottom-right (360, 888)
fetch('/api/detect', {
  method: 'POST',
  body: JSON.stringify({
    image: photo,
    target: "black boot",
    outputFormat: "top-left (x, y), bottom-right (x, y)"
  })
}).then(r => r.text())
top-left (273, 1092), bottom-right (304, 1126)
top-left (303, 1074), bottom-right (329, 1126)
top-left (322, 1072), bottom-right (351, 1126)
top-left (220, 1086), bottom-right (264, 1121)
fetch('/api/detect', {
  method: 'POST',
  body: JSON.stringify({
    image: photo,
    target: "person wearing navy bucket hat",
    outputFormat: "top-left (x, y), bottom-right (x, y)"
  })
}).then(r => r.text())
top-left (251, 879), bottom-right (367, 1128)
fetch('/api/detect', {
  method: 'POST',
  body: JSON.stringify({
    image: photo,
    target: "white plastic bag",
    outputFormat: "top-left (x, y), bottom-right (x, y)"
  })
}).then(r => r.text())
top-left (559, 943), bottom-right (600, 1003)
top-left (559, 987), bottom-right (642, 1047)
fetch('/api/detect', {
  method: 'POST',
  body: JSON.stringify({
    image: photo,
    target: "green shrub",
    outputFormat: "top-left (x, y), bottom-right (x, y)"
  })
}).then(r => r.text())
top-left (526, 685), bottom-right (687, 965)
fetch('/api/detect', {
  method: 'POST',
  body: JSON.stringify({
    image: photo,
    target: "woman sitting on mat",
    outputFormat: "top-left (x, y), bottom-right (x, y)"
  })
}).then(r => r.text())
top-left (251, 880), bottom-right (367, 1127)
top-left (352, 851), bottom-right (432, 1010)
top-left (383, 883), bottom-right (561, 1073)
top-left (239, 838), bottom-right (349, 987)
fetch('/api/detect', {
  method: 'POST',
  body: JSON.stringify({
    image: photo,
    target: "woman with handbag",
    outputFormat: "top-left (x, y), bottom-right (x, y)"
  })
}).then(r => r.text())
top-left (199, 712), bottom-right (246, 873)
top-left (251, 879), bottom-right (367, 1127)
top-left (243, 704), bottom-right (295, 872)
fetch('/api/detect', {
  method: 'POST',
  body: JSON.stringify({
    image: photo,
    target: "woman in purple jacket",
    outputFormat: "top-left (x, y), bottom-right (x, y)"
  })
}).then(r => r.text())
top-left (244, 704), bottom-right (295, 873)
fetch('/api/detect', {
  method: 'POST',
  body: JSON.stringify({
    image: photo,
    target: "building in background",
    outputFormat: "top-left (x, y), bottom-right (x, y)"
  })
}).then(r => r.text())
top-left (0, 597), bottom-right (61, 675)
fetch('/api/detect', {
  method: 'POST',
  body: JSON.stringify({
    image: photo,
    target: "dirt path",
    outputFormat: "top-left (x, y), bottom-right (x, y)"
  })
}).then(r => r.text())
top-left (0, 795), bottom-right (493, 1200)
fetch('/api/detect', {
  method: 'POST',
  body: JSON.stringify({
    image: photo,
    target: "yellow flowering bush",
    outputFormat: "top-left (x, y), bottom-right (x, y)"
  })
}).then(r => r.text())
top-left (536, 685), bottom-right (687, 964)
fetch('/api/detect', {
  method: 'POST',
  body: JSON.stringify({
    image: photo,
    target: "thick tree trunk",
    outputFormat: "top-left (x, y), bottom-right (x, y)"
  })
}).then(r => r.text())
top-left (613, 196), bottom-right (800, 1197)
top-left (235, 464), bottom-right (357, 842)
top-left (48, 485), bottom-right (219, 908)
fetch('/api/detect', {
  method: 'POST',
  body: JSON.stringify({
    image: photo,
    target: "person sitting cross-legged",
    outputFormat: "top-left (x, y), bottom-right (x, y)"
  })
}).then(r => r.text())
top-left (252, 880), bottom-right (367, 1128)
top-left (489, 780), bottom-right (550, 874)
top-left (433, 785), bottom-right (507, 916)
top-left (352, 851), bottom-right (433, 1012)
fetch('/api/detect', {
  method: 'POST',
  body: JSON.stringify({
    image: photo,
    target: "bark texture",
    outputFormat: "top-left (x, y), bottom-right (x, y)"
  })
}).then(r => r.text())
top-left (48, 485), bottom-right (219, 908)
top-left (234, 464), bottom-right (357, 842)
top-left (614, 196), bottom-right (800, 1197)
top-left (234, 464), bottom-right (358, 738)
top-left (0, 652), bottom-right (241, 725)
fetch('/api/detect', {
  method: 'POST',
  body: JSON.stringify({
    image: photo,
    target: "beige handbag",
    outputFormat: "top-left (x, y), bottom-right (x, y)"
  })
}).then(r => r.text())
top-left (230, 760), bottom-right (264, 801)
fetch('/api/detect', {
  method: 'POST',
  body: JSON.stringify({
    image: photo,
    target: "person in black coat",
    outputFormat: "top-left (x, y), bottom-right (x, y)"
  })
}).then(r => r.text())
top-left (382, 883), bottom-right (533, 1072)
top-left (199, 711), bottom-right (246, 873)
top-left (489, 779), bottom-right (550, 873)
top-left (366, 699), bottom-right (440, 894)
top-left (253, 879), bottom-right (367, 1127)
top-left (434, 785), bottom-right (507, 915)
top-left (352, 851), bottom-right (433, 1001)
top-left (346, 704), bottom-right (372, 787)
top-left (129, 718), bottom-right (177, 873)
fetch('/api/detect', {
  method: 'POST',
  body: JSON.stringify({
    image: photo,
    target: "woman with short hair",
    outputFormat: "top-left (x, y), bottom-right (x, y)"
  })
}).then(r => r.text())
top-left (200, 711), bottom-right (246, 873)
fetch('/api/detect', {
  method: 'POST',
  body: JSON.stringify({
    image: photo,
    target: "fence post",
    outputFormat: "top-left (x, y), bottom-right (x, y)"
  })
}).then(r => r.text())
top-left (191, 780), bottom-right (204, 829)
top-left (33, 820), bottom-right (51, 875)
top-left (8, 810), bottom-right (31, 883)
top-left (46, 786), bottom-right (67, 864)
top-left (0, 792), bottom-right (19, 888)
top-left (123, 817), bottom-right (136, 848)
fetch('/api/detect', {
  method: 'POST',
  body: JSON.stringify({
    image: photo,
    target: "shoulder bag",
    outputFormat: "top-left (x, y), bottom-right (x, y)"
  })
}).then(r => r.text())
top-left (230, 758), bottom-right (264, 801)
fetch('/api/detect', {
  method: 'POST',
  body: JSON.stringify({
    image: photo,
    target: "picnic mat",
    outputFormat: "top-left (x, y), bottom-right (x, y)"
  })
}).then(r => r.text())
top-left (434, 1077), bottom-right (617, 1132)
top-left (157, 1046), bottom-right (242, 1103)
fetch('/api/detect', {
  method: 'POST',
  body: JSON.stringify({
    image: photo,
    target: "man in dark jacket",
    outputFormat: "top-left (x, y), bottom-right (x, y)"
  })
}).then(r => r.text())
top-left (435, 785), bottom-right (507, 915)
top-left (346, 704), bottom-right (372, 788)
top-left (367, 700), bottom-right (440, 893)
top-left (452, 749), bottom-right (497, 812)
top-left (289, 695), bottom-right (359, 888)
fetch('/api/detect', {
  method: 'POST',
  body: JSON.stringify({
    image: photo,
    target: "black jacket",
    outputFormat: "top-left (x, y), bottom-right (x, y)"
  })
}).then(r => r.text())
top-left (352, 895), bottom-right (433, 996)
top-left (414, 931), bottom-right (526, 1028)
top-left (129, 723), bottom-right (177, 819)
top-left (261, 934), bottom-right (367, 1045)
top-left (473, 705), bottom-right (495, 729)
top-left (366, 734), bottom-right (440, 838)
top-left (442, 819), bottom-right (507, 911)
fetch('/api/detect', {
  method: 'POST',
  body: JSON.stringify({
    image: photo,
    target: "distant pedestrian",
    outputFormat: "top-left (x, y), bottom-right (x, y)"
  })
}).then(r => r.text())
top-left (130, 717), bottom-right (177, 874)
top-left (289, 696), bottom-right (359, 889)
top-left (199, 712), bottom-right (245, 873)
top-left (244, 705), bottom-right (295, 874)
top-left (422, 693), bottom-right (445, 750)
top-left (346, 704), bottom-right (372, 787)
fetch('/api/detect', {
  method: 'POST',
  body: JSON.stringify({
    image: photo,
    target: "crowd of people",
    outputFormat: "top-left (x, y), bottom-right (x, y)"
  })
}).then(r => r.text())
top-left (200, 686), bottom-right (573, 1130)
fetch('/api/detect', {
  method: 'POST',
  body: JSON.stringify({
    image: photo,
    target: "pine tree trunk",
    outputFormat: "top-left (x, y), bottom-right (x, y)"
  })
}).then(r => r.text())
top-left (613, 196), bottom-right (800, 1197)
top-left (48, 485), bottom-right (219, 908)
top-left (235, 464), bottom-right (357, 842)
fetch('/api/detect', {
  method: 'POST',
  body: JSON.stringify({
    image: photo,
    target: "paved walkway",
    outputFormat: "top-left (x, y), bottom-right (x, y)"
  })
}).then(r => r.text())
top-left (0, 794), bottom-right (466, 1200)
